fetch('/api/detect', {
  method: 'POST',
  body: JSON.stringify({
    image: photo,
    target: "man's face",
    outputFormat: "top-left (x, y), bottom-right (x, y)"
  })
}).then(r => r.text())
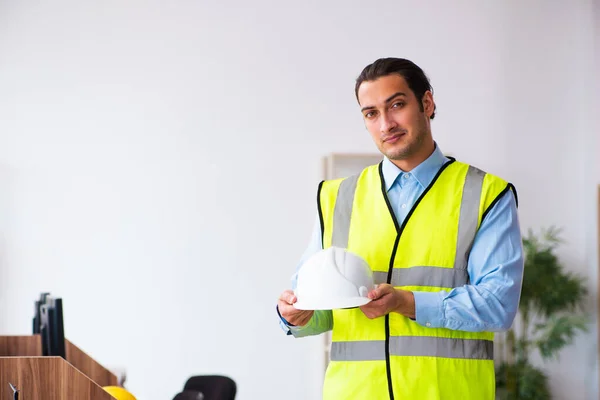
top-left (357, 74), bottom-right (434, 162)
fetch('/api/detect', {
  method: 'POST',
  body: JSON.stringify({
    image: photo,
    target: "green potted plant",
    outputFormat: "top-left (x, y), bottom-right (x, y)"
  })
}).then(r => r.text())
top-left (495, 226), bottom-right (589, 399)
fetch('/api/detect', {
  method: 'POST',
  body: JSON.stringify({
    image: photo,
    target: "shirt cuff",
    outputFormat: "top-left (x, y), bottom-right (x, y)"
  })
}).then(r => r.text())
top-left (276, 305), bottom-right (293, 335)
top-left (413, 291), bottom-right (446, 328)
top-left (288, 325), bottom-right (306, 334)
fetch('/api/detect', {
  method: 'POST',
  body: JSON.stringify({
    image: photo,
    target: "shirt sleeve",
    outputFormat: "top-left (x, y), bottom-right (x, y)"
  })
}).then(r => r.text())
top-left (278, 215), bottom-right (333, 337)
top-left (413, 189), bottom-right (524, 332)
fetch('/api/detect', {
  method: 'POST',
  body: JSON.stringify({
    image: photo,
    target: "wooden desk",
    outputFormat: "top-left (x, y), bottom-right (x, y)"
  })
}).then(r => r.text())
top-left (0, 335), bottom-right (119, 399)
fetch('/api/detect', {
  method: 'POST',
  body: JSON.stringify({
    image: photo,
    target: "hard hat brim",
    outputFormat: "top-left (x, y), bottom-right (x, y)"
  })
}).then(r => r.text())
top-left (293, 297), bottom-right (372, 311)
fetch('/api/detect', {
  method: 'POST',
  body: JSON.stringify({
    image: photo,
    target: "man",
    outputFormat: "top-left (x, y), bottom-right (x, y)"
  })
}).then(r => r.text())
top-left (277, 58), bottom-right (524, 399)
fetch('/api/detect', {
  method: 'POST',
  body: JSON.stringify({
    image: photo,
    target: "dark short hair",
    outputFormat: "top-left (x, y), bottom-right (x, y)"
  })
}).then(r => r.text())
top-left (355, 58), bottom-right (436, 119)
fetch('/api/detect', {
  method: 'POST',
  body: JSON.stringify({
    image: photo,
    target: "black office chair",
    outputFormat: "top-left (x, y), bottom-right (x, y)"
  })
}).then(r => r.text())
top-left (173, 391), bottom-right (205, 400)
top-left (172, 375), bottom-right (236, 400)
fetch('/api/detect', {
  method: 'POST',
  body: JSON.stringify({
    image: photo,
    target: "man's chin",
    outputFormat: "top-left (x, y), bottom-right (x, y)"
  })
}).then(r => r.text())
top-left (384, 148), bottom-right (411, 161)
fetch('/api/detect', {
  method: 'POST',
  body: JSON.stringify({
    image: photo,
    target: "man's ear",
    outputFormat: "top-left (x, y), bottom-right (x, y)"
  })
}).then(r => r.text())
top-left (422, 91), bottom-right (435, 118)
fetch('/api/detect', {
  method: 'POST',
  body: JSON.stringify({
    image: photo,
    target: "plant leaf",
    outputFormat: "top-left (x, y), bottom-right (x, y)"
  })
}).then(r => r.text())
top-left (520, 228), bottom-right (588, 318)
top-left (535, 314), bottom-right (589, 361)
top-left (496, 361), bottom-right (551, 400)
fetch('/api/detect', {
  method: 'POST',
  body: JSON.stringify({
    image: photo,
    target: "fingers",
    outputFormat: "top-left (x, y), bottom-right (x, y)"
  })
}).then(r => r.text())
top-left (360, 304), bottom-right (381, 319)
top-left (368, 284), bottom-right (391, 300)
top-left (361, 286), bottom-right (394, 319)
top-left (360, 299), bottom-right (382, 319)
top-left (279, 289), bottom-right (297, 305)
top-left (279, 304), bottom-right (313, 326)
top-left (277, 291), bottom-right (296, 316)
top-left (278, 289), bottom-right (314, 326)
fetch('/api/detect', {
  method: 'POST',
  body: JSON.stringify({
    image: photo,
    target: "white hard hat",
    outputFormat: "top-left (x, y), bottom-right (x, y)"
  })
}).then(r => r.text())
top-left (293, 246), bottom-right (375, 310)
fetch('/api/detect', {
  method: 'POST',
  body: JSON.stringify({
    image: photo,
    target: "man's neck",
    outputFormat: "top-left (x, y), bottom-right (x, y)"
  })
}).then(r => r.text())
top-left (390, 140), bottom-right (436, 172)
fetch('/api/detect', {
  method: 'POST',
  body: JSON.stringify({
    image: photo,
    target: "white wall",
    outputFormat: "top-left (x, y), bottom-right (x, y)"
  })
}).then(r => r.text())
top-left (591, 1), bottom-right (600, 396)
top-left (499, 2), bottom-right (599, 399)
top-left (0, 1), bottom-right (597, 399)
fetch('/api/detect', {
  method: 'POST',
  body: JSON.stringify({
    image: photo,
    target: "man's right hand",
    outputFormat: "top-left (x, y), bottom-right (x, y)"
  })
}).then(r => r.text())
top-left (278, 290), bottom-right (314, 327)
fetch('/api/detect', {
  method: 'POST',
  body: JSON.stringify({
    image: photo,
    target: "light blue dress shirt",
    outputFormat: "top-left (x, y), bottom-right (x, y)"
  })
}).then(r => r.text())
top-left (279, 144), bottom-right (524, 337)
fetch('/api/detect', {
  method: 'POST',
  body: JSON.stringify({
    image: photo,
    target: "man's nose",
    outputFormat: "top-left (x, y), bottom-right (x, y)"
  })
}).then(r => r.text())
top-left (380, 112), bottom-right (397, 133)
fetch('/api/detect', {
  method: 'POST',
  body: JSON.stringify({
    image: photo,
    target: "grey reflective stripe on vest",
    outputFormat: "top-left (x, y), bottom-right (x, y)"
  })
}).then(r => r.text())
top-left (454, 166), bottom-right (485, 270)
top-left (330, 337), bottom-right (493, 361)
top-left (331, 173), bottom-right (360, 248)
top-left (372, 267), bottom-right (469, 288)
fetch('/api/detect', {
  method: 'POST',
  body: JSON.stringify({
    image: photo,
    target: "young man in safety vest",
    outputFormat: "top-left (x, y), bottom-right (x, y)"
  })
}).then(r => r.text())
top-left (277, 57), bottom-right (524, 400)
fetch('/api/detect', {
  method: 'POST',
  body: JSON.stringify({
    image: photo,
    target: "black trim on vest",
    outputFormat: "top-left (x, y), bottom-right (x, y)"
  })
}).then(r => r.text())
top-left (508, 183), bottom-right (518, 208)
top-left (378, 162), bottom-right (401, 237)
top-left (317, 180), bottom-right (325, 249)
top-left (481, 183), bottom-right (518, 224)
top-left (378, 162), bottom-right (396, 400)
top-left (377, 158), bottom-right (456, 400)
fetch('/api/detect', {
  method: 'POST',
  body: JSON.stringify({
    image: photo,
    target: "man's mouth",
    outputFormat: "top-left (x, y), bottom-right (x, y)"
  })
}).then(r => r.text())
top-left (383, 132), bottom-right (405, 144)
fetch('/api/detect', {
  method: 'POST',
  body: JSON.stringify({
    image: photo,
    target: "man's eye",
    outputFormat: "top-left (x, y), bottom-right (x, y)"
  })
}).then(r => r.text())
top-left (365, 111), bottom-right (376, 118)
top-left (392, 102), bottom-right (405, 108)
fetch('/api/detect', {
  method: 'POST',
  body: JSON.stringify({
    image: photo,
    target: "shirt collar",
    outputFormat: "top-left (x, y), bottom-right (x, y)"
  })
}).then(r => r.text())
top-left (381, 143), bottom-right (449, 191)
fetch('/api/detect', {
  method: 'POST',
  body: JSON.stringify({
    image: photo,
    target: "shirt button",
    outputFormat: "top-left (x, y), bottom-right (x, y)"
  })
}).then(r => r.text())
top-left (402, 174), bottom-right (408, 179)
top-left (401, 204), bottom-right (407, 209)
top-left (426, 322), bottom-right (431, 327)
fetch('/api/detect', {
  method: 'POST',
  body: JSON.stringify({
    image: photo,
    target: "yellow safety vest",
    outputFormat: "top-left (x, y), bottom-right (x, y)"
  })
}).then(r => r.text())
top-left (318, 158), bottom-right (515, 400)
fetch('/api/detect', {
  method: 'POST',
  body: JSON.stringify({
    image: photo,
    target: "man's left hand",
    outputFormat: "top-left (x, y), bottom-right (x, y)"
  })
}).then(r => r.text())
top-left (359, 284), bottom-right (416, 320)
